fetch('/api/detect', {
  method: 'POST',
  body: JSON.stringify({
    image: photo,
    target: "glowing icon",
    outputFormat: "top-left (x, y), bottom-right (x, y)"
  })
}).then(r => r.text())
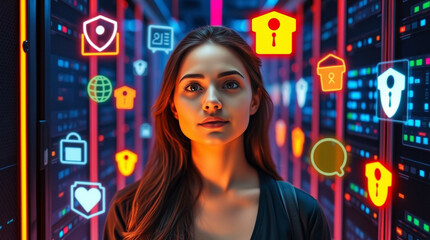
top-left (251, 11), bottom-right (296, 55)
top-left (148, 25), bottom-right (174, 54)
top-left (87, 75), bottom-right (113, 103)
top-left (275, 119), bottom-right (286, 147)
top-left (140, 123), bottom-right (152, 139)
top-left (310, 138), bottom-right (347, 177)
top-left (115, 149), bottom-right (138, 177)
top-left (114, 86), bottom-right (136, 110)
top-left (365, 162), bottom-right (392, 207)
top-left (317, 54), bottom-right (346, 92)
top-left (59, 132), bottom-right (87, 165)
top-left (377, 68), bottom-right (405, 118)
top-left (281, 81), bottom-right (291, 107)
top-left (295, 78), bottom-right (308, 108)
top-left (268, 84), bottom-right (281, 105)
top-left (292, 127), bottom-right (305, 158)
top-left (81, 15), bottom-right (119, 56)
top-left (71, 181), bottom-right (106, 219)
top-left (133, 59), bottom-right (148, 76)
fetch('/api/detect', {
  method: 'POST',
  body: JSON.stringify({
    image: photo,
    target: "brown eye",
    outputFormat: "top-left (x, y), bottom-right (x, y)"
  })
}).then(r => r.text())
top-left (185, 83), bottom-right (202, 92)
top-left (224, 81), bottom-right (239, 89)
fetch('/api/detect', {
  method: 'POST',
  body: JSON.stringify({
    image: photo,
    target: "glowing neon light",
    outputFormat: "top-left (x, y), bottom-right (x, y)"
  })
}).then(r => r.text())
top-left (59, 132), bottom-right (88, 165)
top-left (81, 33), bottom-right (119, 56)
top-left (291, 127), bottom-right (305, 158)
top-left (114, 86), bottom-right (136, 109)
top-left (133, 59), bottom-right (147, 76)
top-left (87, 75), bottom-right (113, 103)
top-left (210, 0), bottom-right (223, 26)
top-left (377, 67), bottom-right (405, 118)
top-left (295, 78), bottom-right (308, 108)
top-left (70, 181), bottom-right (106, 219)
top-left (251, 11), bottom-right (296, 55)
top-left (275, 119), bottom-right (286, 147)
top-left (115, 150), bottom-right (138, 176)
top-left (19, 0), bottom-right (28, 238)
top-left (82, 15), bottom-right (119, 52)
top-left (310, 138), bottom-right (347, 177)
top-left (147, 25), bottom-right (174, 54)
top-left (317, 54), bottom-right (346, 92)
top-left (365, 162), bottom-right (392, 207)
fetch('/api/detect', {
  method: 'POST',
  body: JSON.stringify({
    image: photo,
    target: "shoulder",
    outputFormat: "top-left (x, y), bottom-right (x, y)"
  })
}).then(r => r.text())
top-left (276, 181), bottom-right (331, 239)
top-left (293, 187), bottom-right (324, 221)
top-left (276, 181), bottom-right (322, 217)
top-left (103, 181), bottom-right (140, 240)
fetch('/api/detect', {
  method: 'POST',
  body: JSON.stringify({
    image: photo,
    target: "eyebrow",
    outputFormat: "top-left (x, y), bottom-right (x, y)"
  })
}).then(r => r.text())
top-left (179, 70), bottom-right (244, 82)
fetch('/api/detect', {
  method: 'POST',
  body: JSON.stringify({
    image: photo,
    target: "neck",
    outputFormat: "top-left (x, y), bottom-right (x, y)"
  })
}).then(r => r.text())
top-left (191, 135), bottom-right (257, 194)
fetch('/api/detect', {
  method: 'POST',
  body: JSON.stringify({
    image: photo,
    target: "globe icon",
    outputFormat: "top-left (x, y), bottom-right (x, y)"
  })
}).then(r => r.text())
top-left (87, 75), bottom-right (113, 103)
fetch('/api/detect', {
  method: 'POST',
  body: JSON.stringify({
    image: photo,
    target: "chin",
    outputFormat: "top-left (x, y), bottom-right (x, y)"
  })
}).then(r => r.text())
top-left (194, 132), bottom-right (244, 145)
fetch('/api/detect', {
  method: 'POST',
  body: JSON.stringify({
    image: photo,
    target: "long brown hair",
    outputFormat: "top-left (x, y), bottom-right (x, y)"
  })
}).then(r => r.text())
top-left (122, 26), bottom-right (281, 240)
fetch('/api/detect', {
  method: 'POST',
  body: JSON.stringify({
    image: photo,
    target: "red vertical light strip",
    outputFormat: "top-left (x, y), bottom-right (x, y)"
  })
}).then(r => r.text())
top-left (172, 0), bottom-right (179, 20)
top-left (210, 0), bottom-right (223, 26)
top-left (116, 0), bottom-right (126, 191)
top-left (310, 0), bottom-right (321, 200)
top-left (19, 0), bottom-right (28, 239)
top-left (293, 5), bottom-right (304, 188)
top-left (134, 5), bottom-right (144, 181)
top-left (380, 0), bottom-right (394, 239)
top-left (334, 0), bottom-right (346, 240)
top-left (88, 0), bottom-right (99, 239)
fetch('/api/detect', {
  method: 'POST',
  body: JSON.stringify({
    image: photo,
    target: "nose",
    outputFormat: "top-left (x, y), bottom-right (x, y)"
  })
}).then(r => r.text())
top-left (202, 85), bottom-right (222, 112)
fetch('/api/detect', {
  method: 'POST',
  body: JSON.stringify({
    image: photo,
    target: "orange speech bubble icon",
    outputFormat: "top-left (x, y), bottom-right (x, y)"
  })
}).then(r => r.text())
top-left (115, 150), bottom-right (138, 176)
top-left (365, 162), bottom-right (392, 207)
top-left (292, 127), bottom-right (305, 158)
top-left (317, 54), bottom-right (346, 92)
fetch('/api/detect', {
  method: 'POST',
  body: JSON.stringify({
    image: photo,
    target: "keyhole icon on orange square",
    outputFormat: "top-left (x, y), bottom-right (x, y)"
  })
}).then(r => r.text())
top-left (365, 162), bottom-right (392, 207)
top-left (115, 150), bottom-right (138, 177)
top-left (317, 54), bottom-right (346, 92)
top-left (114, 86), bottom-right (136, 110)
top-left (292, 127), bottom-right (305, 158)
top-left (251, 11), bottom-right (296, 55)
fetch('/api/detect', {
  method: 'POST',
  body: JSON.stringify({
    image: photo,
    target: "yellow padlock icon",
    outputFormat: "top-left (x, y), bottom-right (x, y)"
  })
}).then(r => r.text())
top-left (317, 54), bottom-right (346, 92)
top-left (365, 162), bottom-right (392, 207)
top-left (115, 149), bottom-right (138, 176)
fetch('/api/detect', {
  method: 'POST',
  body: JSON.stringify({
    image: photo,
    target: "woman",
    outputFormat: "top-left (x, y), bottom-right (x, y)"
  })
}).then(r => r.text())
top-left (104, 26), bottom-right (331, 240)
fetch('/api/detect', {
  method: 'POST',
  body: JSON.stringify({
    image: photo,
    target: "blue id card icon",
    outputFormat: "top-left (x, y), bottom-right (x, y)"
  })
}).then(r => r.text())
top-left (59, 132), bottom-right (88, 165)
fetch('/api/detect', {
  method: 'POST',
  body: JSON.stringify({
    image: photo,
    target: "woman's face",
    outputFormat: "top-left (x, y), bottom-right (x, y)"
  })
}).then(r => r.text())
top-left (171, 43), bottom-right (260, 145)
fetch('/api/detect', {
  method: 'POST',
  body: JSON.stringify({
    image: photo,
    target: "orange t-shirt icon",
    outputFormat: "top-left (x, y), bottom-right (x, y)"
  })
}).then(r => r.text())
top-left (251, 11), bottom-right (296, 55)
top-left (114, 86), bottom-right (136, 109)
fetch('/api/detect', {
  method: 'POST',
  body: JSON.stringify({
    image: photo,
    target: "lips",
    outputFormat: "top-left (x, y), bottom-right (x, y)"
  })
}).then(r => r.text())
top-left (199, 121), bottom-right (229, 128)
top-left (198, 117), bottom-right (229, 128)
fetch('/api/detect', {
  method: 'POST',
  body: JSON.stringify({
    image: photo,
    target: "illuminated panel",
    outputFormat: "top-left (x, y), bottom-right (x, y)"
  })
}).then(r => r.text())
top-left (317, 0), bottom-right (337, 235)
top-left (49, 0), bottom-right (91, 238)
top-left (345, 66), bottom-right (379, 139)
top-left (343, 0), bottom-right (381, 239)
top-left (344, 0), bottom-right (381, 140)
top-left (392, 0), bottom-right (430, 239)
top-left (343, 142), bottom-right (379, 239)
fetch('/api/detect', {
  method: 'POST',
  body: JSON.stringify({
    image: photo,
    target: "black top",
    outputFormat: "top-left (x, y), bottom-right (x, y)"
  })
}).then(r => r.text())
top-left (103, 169), bottom-right (331, 239)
